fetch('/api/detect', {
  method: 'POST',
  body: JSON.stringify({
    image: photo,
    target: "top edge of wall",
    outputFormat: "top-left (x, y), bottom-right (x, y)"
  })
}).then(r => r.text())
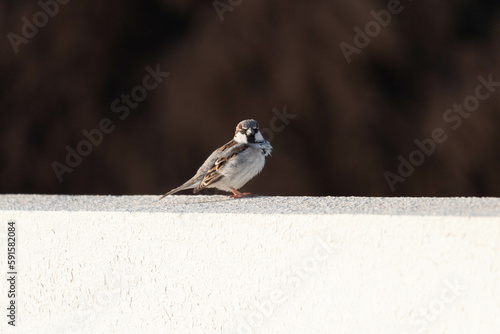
top-left (0, 195), bottom-right (499, 217)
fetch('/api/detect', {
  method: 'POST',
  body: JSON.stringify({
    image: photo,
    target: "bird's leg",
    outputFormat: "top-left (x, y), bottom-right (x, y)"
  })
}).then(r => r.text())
top-left (229, 187), bottom-right (254, 198)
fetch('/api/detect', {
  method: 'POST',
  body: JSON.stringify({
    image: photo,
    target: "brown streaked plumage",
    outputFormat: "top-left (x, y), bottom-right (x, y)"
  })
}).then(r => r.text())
top-left (194, 144), bottom-right (249, 193)
top-left (160, 119), bottom-right (272, 199)
top-left (217, 139), bottom-right (239, 152)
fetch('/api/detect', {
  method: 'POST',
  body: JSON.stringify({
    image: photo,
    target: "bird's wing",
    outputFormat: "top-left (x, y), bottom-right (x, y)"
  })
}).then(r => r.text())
top-left (193, 143), bottom-right (249, 193)
top-left (193, 139), bottom-right (239, 177)
top-left (159, 139), bottom-right (241, 199)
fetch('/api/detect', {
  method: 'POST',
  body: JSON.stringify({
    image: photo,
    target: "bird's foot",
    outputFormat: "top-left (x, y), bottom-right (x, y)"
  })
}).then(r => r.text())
top-left (229, 188), bottom-right (255, 199)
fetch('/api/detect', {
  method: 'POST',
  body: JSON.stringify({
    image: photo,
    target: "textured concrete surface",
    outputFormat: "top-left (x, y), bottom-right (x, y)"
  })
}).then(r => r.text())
top-left (2, 194), bottom-right (500, 215)
top-left (0, 195), bottom-right (499, 334)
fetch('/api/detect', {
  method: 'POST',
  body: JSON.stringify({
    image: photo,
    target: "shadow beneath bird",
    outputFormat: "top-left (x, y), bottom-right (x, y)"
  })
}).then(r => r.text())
top-left (157, 194), bottom-right (264, 206)
top-left (157, 195), bottom-right (232, 206)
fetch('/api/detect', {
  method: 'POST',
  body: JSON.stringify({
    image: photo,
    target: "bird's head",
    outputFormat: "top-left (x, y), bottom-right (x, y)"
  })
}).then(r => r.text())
top-left (234, 119), bottom-right (264, 144)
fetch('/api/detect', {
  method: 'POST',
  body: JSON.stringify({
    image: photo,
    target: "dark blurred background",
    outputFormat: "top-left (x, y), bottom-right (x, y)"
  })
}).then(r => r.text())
top-left (1, 0), bottom-right (500, 197)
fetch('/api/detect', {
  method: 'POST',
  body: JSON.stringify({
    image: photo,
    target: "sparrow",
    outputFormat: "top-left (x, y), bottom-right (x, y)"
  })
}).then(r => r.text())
top-left (160, 119), bottom-right (272, 199)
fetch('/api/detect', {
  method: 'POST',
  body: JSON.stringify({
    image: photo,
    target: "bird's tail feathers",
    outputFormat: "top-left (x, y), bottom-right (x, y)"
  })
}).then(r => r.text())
top-left (159, 187), bottom-right (182, 200)
top-left (159, 179), bottom-right (199, 200)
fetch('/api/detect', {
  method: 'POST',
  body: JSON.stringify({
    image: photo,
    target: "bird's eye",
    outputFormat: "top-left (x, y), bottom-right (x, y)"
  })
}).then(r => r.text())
top-left (254, 128), bottom-right (259, 133)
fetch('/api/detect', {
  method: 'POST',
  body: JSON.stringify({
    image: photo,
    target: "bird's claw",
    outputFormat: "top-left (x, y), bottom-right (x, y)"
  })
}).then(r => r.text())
top-left (228, 188), bottom-right (256, 199)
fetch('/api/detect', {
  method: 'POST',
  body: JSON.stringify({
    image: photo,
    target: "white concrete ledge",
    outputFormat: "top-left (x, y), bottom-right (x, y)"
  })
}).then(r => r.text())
top-left (1, 195), bottom-right (499, 334)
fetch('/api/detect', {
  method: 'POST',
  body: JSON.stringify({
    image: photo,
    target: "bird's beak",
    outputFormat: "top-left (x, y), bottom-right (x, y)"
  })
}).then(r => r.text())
top-left (246, 128), bottom-right (255, 136)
